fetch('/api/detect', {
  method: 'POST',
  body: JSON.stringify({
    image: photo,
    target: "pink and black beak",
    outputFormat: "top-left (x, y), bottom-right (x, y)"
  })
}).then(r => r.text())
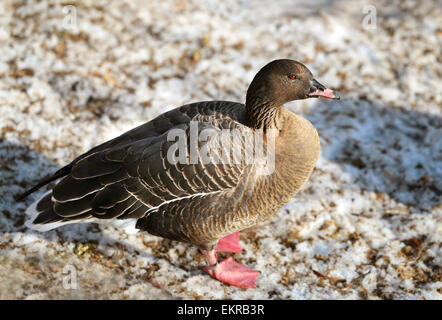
top-left (308, 79), bottom-right (340, 100)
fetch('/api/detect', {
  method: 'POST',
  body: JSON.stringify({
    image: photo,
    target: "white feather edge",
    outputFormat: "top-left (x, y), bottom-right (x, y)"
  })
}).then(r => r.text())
top-left (25, 185), bottom-right (223, 234)
top-left (24, 190), bottom-right (139, 234)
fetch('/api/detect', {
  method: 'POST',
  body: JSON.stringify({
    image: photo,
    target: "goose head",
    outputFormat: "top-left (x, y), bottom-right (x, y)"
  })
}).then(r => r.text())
top-left (246, 59), bottom-right (340, 107)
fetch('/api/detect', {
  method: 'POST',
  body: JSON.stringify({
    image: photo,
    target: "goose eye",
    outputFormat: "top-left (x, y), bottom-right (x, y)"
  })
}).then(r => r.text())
top-left (288, 73), bottom-right (297, 80)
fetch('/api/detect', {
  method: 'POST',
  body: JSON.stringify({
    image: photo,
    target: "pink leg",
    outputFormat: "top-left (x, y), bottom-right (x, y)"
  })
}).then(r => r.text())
top-left (201, 248), bottom-right (218, 267)
top-left (200, 233), bottom-right (258, 289)
top-left (215, 232), bottom-right (242, 253)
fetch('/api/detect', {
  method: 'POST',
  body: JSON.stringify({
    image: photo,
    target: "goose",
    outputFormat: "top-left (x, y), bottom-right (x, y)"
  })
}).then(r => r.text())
top-left (19, 59), bottom-right (339, 288)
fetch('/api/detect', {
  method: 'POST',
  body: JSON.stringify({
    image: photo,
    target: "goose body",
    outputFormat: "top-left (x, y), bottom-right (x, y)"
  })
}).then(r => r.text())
top-left (20, 59), bottom-right (339, 288)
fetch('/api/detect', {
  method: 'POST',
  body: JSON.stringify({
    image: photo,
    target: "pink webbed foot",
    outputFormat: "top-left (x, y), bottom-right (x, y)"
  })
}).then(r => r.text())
top-left (201, 233), bottom-right (258, 288)
top-left (215, 232), bottom-right (242, 253)
top-left (203, 257), bottom-right (259, 289)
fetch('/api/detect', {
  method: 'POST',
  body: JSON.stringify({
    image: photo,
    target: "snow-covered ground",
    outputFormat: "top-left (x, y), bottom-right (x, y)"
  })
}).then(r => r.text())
top-left (0, 0), bottom-right (441, 299)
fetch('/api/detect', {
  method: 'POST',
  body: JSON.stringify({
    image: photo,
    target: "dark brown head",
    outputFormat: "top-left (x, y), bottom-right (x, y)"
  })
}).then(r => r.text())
top-left (246, 59), bottom-right (339, 107)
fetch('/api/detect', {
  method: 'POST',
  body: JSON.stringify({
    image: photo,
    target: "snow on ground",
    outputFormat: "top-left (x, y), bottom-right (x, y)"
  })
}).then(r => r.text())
top-left (0, 0), bottom-right (441, 299)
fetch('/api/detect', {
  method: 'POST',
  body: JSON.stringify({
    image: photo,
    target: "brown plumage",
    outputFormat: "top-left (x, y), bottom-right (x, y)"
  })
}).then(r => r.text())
top-left (21, 59), bottom-right (339, 288)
